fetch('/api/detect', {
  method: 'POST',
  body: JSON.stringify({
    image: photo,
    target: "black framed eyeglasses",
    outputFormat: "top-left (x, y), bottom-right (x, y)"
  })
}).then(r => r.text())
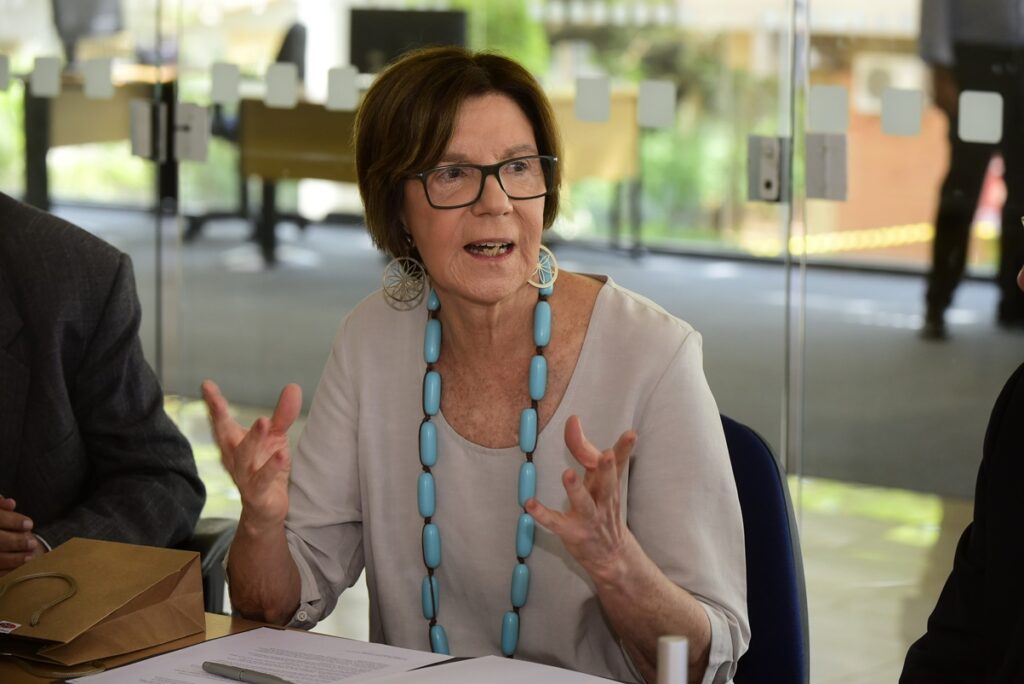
top-left (412, 155), bottom-right (558, 209)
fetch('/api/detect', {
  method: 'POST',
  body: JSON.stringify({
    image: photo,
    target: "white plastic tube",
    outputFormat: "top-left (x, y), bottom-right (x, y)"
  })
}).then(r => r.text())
top-left (657, 635), bottom-right (689, 684)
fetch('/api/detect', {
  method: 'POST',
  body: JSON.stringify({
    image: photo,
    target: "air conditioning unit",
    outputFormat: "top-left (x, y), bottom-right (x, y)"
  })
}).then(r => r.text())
top-left (851, 51), bottom-right (925, 116)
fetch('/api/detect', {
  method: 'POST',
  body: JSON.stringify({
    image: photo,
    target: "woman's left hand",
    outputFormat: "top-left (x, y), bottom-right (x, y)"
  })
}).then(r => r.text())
top-left (526, 415), bottom-right (637, 581)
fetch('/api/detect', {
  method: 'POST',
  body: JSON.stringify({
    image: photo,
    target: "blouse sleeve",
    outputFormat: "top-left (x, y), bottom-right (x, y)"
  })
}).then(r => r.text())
top-left (629, 330), bottom-right (750, 684)
top-left (284, 315), bottom-right (365, 628)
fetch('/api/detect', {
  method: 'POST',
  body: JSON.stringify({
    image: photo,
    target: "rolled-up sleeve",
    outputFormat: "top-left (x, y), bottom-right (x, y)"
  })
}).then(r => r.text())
top-left (282, 317), bottom-right (365, 628)
top-left (629, 331), bottom-right (749, 684)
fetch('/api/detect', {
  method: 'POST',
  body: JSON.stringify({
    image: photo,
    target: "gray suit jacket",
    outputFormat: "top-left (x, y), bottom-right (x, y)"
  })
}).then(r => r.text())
top-left (0, 192), bottom-right (204, 548)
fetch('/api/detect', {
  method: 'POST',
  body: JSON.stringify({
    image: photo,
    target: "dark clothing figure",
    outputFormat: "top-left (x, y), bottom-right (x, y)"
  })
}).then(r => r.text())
top-left (925, 45), bottom-right (1024, 331)
top-left (901, 362), bottom-right (1024, 681)
top-left (0, 191), bottom-right (204, 552)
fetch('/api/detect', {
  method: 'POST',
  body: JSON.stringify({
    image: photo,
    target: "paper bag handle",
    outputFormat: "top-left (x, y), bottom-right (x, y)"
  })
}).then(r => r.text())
top-left (0, 572), bottom-right (77, 626)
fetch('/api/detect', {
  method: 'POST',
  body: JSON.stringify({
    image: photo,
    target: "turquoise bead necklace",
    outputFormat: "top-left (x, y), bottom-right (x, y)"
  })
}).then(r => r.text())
top-left (416, 256), bottom-right (555, 658)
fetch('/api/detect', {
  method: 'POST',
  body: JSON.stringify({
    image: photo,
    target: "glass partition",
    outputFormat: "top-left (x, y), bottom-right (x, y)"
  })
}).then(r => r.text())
top-left (799, 1), bottom-right (1023, 680)
top-left (166, 0), bottom-right (798, 650)
top-left (0, 0), bottom-right (175, 370)
top-left (6, 0), bottom-right (1014, 680)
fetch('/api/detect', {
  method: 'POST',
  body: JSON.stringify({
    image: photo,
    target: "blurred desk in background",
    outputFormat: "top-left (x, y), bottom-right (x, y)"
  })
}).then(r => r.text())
top-left (23, 65), bottom-right (175, 211)
top-left (548, 89), bottom-right (641, 251)
top-left (238, 98), bottom-right (358, 265)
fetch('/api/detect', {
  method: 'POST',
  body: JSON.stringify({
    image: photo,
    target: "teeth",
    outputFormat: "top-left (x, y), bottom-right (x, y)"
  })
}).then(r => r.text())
top-left (467, 242), bottom-right (511, 257)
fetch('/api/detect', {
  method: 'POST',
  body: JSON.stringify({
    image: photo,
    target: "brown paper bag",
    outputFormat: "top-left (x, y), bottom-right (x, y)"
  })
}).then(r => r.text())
top-left (0, 537), bottom-right (204, 666)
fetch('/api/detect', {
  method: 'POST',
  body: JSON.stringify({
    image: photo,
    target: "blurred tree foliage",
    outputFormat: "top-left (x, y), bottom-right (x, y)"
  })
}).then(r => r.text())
top-left (448, 0), bottom-right (550, 75)
top-left (548, 20), bottom-right (779, 238)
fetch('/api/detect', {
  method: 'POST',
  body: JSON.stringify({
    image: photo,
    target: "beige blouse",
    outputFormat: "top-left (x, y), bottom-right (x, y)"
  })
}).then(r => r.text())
top-left (284, 276), bottom-right (749, 683)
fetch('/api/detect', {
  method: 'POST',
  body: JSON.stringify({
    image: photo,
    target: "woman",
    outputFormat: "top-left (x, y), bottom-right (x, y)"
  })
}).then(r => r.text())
top-left (204, 47), bottom-right (748, 684)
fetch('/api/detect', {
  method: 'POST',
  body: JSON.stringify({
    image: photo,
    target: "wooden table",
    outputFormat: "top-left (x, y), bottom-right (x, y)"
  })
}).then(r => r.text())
top-left (236, 98), bottom-right (359, 264)
top-left (22, 65), bottom-right (177, 212)
top-left (0, 613), bottom-right (263, 684)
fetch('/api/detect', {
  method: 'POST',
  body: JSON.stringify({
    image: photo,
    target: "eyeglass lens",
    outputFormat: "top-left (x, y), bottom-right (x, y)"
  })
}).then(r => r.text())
top-left (424, 156), bottom-right (552, 207)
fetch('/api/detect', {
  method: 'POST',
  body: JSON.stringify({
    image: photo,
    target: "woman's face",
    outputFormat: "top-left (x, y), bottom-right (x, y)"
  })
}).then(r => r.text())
top-left (402, 93), bottom-right (545, 306)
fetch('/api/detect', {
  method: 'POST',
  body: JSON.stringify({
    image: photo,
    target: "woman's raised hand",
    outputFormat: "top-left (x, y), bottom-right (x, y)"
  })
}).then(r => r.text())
top-left (202, 380), bottom-right (302, 530)
top-left (525, 415), bottom-right (637, 581)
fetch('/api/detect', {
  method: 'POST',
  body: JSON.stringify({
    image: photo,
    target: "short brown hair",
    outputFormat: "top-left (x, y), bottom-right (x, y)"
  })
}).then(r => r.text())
top-left (354, 47), bottom-right (562, 258)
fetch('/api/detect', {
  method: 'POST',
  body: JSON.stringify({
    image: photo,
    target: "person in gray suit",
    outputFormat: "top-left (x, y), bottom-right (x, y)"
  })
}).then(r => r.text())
top-left (0, 191), bottom-right (205, 575)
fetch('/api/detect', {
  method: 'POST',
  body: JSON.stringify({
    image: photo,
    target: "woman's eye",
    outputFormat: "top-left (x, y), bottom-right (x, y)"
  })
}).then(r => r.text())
top-left (437, 167), bottom-right (467, 182)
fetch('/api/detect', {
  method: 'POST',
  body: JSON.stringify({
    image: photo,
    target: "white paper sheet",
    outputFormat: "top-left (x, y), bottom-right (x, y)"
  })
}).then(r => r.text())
top-left (366, 655), bottom-right (617, 683)
top-left (71, 627), bottom-right (449, 684)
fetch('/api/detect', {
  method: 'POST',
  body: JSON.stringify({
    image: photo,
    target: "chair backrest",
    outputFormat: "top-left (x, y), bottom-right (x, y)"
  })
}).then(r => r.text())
top-left (721, 415), bottom-right (809, 684)
top-left (211, 23), bottom-right (307, 143)
top-left (276, 22), bottom-right (306, 81)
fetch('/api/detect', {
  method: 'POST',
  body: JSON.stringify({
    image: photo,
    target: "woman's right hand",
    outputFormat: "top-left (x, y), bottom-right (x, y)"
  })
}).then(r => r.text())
top-left (202, 380), bottom-right (302, 531)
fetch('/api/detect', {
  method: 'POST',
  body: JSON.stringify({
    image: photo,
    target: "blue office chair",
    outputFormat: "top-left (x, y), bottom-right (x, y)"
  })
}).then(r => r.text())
top-left (721, 415), bottom-right (809, 684)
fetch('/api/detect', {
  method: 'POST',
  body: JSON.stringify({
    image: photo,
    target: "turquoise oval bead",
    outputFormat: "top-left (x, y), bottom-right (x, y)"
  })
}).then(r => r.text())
top-left (516, 513), bottom-right (535, 558)
top-left (418, 472), bottom-right (435, 518)
top-left (533, 301), bottom-right (552, 347)
top-left (510, 563), bottom-right (530, 607)
top-left (422, 523), bottom-right (441, 569)
top-left (419, 421), bottom-right (437, 467)
top-left (500, 611), bottom-right (519, 656)
top-left (421, 575), bottom-right (439, 619)
top-left (519, 408), bottom-right (538, 454)
top-left (529, 354), bottom-right (547, 401)
top-left (423, 319), bottom-right (441, 364)
top-left (427, 289), bottom-right (440, 311)
top-left (429, 624), bottom-right (450, 654)
top-left (423, 371), bottom-right (441, 416)
top-left (518, 461), bottom-right (536, 507)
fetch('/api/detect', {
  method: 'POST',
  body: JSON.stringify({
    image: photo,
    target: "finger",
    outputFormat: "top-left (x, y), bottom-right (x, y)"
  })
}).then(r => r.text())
top-left (0, 497), bottom-right (16, 511)
top-left (525, 497), bottom-right (568, 535)
top-left (0, 548), bottom-right (35, 570)
top-left (0, 509), bottom-right (33, 534)
top-left (590, 452), bottom-right (621, 506)
top-left (202, 380), bottom-right (246, 447)
top-left (237, 418), bottom-right (292, 474)
top-left (563, 415), bottom-right (603, 470)
top-left (270, 384), bottom-right (302, 433)
top-left (611, 430), bottom-right (637, 478)
top-left (240, 417), bottom-right (274, 464)
top-left (562, 468), bottom-right (597, 519)
top-left (0, 529), bottom-right (37, 552)
top-left (0, 553), bottom-right (30, 571)
top-left (251, 448), bottom-right (291, 491)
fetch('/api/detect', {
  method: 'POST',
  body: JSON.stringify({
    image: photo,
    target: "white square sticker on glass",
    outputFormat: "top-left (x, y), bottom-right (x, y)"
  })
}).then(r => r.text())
top-left (31, 57), bottom-right (62, 97)
top-left (82, 58), bottom-right (114, 99)
top-left (881, 88), bottom-right (923, 136)
top-left (638, 79), bottom-right (676, 129)
top-left (211, 62), bottom-right (240, 105)
top-left (265, 63), bottom-right (298, 109)
top-left (575, 76), bottom-right (610, 123)
top-left (326, 66), bottom-right (358, 111)
top-left (959, 90), bottom-right (1003, 143)
top-left (0, 55), bottom-right (9, 91)
top-left (808, 85), bottom-right (848, 134)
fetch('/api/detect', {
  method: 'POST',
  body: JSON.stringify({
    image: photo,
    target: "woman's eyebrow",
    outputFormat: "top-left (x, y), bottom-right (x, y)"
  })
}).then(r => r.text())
top-left (437, 144), bottom-right (539, 165)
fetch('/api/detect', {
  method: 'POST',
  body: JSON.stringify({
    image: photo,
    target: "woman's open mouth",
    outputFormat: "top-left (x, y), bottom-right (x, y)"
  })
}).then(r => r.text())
top-left (465, 241), bottom-right (514, 257)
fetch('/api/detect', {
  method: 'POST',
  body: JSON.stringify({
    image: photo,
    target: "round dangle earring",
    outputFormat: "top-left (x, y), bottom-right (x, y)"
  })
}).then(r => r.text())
top-left (382, 256), bottom-right (426, 310)
top-left (527, 244), bottom-right (558, 290)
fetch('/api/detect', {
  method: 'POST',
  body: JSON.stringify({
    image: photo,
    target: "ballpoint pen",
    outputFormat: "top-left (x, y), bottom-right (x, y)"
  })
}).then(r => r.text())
top-left (202, 661), bottom-right (295, 684)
